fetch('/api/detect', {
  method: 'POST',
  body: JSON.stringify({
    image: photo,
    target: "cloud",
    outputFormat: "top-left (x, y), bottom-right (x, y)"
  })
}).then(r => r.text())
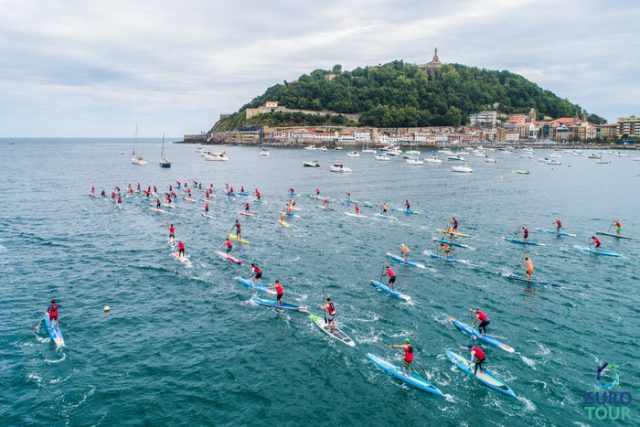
top-left (0, 0), bottom-right (637, 136)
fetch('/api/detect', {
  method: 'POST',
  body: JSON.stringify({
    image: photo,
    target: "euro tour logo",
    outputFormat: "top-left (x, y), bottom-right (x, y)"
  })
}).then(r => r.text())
top-left (583, 362), bottom-right (632, 421)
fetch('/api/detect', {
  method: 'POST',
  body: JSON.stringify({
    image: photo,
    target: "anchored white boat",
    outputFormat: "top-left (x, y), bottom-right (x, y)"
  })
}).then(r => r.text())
top-left (259, 147), bottom-right (270, 156)
top-left (346, 151), bottom-right (360, 157)
top-left (406, 157), bottom-right (424, 165)
top-left (375, 154), bottom-right (391, 161)
top-left (204, 151), bottom-right (230, 161)
top-left (303, 160), bottom-right (320, 167)
top-left (330, 161), bottom-right (351, 173)
top-left (451, 165), bottom-right (473, 173)
top-left (447, 155), bottom-right (465, 161)
top-left (514, 169), bottom-right (530, 174)
top-left (485, 158), bottom-right (497, 163)
top-left (304, 145), bottom-right (318, 151)
top-left (424, 155), bottom-right (442, 164)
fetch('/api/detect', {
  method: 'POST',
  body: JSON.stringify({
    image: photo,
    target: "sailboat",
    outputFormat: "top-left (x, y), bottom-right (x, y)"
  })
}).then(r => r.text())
top-left (131, 123), bottom-right (147, 165)
top-left (159, 133), bottom-right (171, 168)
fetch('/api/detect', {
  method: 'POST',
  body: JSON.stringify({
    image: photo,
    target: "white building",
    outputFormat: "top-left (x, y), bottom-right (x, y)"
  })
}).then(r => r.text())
top-left (469, 111), bottom-right (498, 128)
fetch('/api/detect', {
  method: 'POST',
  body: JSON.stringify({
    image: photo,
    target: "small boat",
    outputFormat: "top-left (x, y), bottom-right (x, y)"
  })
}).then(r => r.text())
top-left (514, 169), bottom-right (530, 175)
top-left (303, 160), bottom-right (320, 168)
top-left (406, 157), bottom-right (424, 165)
top-left (447, 155), bottom-right (465, 161)
top-left (367, 353), bottom-right (443, 396)
top-left (362, 149), bottom-right (376, 154)
top-left (203, 151), bottom-right (230, 161)
top-left (132, 155), bottom-right (147, 165)
top-left (304, 145), bottom-right (318, 151)
top-left (402, 150), bottom-right (420, 159)
top-left (485, 158), bottom-right (497, 163)
top-left (346, 151), bottom-right (360, 157)
top-left (587, 154), bottom-right (602, 159)
top-left (330, 161), bottom-right (352, 173)
top-left (424, 155), bottom-right (442, 164)
top-left (159, 133), bottom-right (171, 168)
top-left (375, 154), bottom-right (391, 161)
top-left (451, 165), bottom-right (473, 173)
top-left (259, 148), bottom-right (270, 156)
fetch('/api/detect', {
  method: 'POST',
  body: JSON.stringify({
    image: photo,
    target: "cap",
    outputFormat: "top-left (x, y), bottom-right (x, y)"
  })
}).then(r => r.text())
top-left (404, 338), bottom-right (411, 344)
top-left (467, 344), bottom-right (473, 349)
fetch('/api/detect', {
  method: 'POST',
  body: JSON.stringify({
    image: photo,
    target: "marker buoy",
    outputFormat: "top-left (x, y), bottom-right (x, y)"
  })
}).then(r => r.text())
top-left (103, 306), bottom-right (111, 312)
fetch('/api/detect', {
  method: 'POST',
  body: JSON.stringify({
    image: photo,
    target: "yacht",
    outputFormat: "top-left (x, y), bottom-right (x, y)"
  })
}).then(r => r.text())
top-left (447, 155), bottom-right (465, 161)
top-left (304, 145), bottom-right (318, 151)
top-left (514, 169), bottom-right (530, 175)
top-left (451, 165), bottom-right (473, 173)
top-left (303, 160), bottom-right (320, 167)
top-left (330, 161), bottom-right (351, 173)
top-left (424, 155), bottom-right (442, 164)
top-left (204, 151), bottom-right (230, 161)
top-left (484, 158), bottom-right (497, 163)
top-left (159, 133), bottom-right (171, 168)
top-left (402, 150), bottom-right (420, 159)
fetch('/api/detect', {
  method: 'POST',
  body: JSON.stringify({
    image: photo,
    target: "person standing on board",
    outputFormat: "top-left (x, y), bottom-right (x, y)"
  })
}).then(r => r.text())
top-left (244, 202), bottom-right (250, 214)
top-left (167, 223), bottom-right (175, 245)
top-left (470, 308), bottom-right (490, 336)
top-left (390, 339), bottom-right (413, 377)
top-left (204, 203), bottom-right (209, 214)
top-left (554, 218), bottom-right (562, 232)
top-left (280, 210), bottom-right (287, 223)
top-left (323, 199), bottom-right (330, 209)
top-left (401, 243), bottom-right (410, 262)
top-left (177, 241), bottom-right (185, 258)
top-left (249, 263), bottom-right (262, 285)
top-left (234, 220), bottom-right (242, 239)
top-left (521, 226), bottom-right (529, 242)
top-left (382, 266), bottom-right (397, 289)
top-left (355, 204), bottom-right (361, 215)
top-left (345, 192), bottom-right (352, 201)
top-left (269, 280), bottom-right (284, 305)
top-left (382, 202), bottom-right (388, 215)
top-left (613, 219), bottom-right (622, 236)
top-left (467, 344), bottom-right (486, 375)
top-left (321, 297), bottom-right (337, 331)
top-left (156, 199), bottom-right (161, 210)
top-left (450, 217), bottom-right (459, 231)
top-left (315, 188), bottom-right (320, 196)
top-left (405, 200), bottom-right (411, 212)
top-left (438, 242), bottom-right (452, 259)
top-left (224, 237), bottom-right (233, 254)
top-left (48, 298), bottom-right (60, 329)
top-left (590, 235), bottom-right (602, 251)
top-left (254, 188), bottom-right (262, 200)
top-left (523, 255), bottom-right (534, 280)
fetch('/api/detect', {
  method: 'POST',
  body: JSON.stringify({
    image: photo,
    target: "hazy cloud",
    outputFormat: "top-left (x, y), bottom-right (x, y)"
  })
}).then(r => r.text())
top-left (0, 0), bottom-right (638, 136)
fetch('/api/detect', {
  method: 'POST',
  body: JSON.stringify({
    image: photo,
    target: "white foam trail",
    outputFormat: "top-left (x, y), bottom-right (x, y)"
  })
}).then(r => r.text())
top-left (521, 355), bottom-right (536, 369)
top-left (45, 353), bottom-right (67, 364)
top-left (518, 395), bottom-right (537, 412)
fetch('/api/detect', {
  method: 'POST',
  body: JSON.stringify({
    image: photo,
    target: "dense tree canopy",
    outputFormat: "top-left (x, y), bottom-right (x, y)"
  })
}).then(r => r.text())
top-left (214, 61), bottom-right (605, 130)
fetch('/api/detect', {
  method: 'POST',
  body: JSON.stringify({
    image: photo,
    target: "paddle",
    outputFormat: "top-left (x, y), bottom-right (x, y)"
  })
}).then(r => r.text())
top-left (322, 287), bottom-right (327, 323)
top-left (378, 265), bottom-right (386, 284)
top-left (31, 312), bottom-right (45, 330)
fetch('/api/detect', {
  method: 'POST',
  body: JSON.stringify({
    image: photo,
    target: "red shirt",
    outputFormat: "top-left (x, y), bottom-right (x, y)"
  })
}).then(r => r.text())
top-left (386, 268), bottom-right (395, 278)
top-left (404, 345), bottom-right (414, 363)
top-left (48, 303), bottom-right (59, 315)
top-left (327, 302), bottom-right (336, 315)
top-left (177, 242), bottom-right (185, 250)
top-left (275, 283), bottom-right (283, 295)
top-left (477, 311), bottom-right (488, 321)
top-left (471, 347), bottom-right (485, 361)
top-left (225, 240), bottom-right (232, 248)
top-left (252, 266), bottom-right (262, 275)
top-left (593, 237), bottom-right (601, 245)
top-left (169, 226), bottom-right (174, 234)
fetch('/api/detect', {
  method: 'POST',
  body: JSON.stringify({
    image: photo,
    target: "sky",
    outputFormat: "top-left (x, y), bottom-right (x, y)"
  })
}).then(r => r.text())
top-left (0, 0), bottom-right (638, 137)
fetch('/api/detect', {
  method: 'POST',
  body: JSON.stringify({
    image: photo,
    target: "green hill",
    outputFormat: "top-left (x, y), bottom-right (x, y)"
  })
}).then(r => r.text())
top-left (214, 61), bottom-right (605, 130)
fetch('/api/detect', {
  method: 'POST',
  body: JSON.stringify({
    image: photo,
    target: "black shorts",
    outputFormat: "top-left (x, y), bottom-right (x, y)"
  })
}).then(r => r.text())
top-left (255, 272), bottom-right (262, 279)
top-left (277, 293), bottom-right (283, 301)
top-left (596, 243), bottom-right (601, 248)
top-left (169, 233), bottom-right (175, 238)
top-left (479, 320), bottom-right (490, 328)
top-left (389, 276), bottom-right (396, 284)
top-left (327, 313), bottom-right (335, 322)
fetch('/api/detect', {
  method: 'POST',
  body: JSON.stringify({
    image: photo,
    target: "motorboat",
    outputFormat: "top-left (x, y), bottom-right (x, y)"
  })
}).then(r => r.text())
top-left (402, 150), bottom-right (420, 159)
top-left (132, 156), bottom-right (147, 165)
top-left (330, 161), bottom-right (351, 173)
top-left (406, 157), bottom-right (424, 165)
top-left (484, 158), bottom-right (497, 163)
top-left (346, 151), bottom-right (360, 157)
top-left (375, 154), bottom-right (391, 161)
top-left (204, 151), bottom-right (230, 161)
top-left (304, 145), bottom-right (318, 151)
top-left (514, 169), bottom-right (530, 175)
top-left (424, 155), bottom-right (442, 164)
top-left (451, 165), bottom-right (473, 173)
top-left (303, 160), bottom-right (320, 167)
top-left (447, 155), bottom-right (465, 161)
top-left (259, 148), bottom-right (270, 156)
top-left (362, 149), bottom-right (376, 154)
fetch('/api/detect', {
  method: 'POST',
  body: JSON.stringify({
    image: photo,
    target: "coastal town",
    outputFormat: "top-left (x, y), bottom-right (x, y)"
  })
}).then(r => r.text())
top-left (187, 108), bottom-right (639, 147)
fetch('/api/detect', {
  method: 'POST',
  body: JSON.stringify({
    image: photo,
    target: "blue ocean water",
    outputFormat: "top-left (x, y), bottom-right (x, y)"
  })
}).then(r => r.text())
top-left (1, 139), bottom-right (638, 425)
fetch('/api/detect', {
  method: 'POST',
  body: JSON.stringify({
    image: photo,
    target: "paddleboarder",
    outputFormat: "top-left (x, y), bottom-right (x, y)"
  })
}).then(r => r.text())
top-left (249, 263), bottom-right (262, 285)
top-left (438, 242), bottom-right (452, 259)
top-left (382, 202), bottom-right (388, 215)
top-left (401, 243), bottom-right (410, 262)
top-left (524, 255), bottom-right (534, 280)
top-left (470, 309), bottom-right (490, 336)
top-left (450, 216), bottom-right (459, 231)
top-left (47, 298), bottom-right (59, 329)
top-left (355, 203), bottom-right (361, 215)
top-left (467, 344), bottom-right (486, 375)
top-left (177, 241), bottom-right (185, 258)
top-left (613, 219), bottom-right (622, 236)
top-left (590, 235), bottom-right (602, 251)
top-left (390, 339), bottom-right (413, 377)
top-left (405, 200), bottom-right (411, 212)
top-left (382, 266), bottom-right (397, 289)
top-left (321, 297), bottom-right (337, 331)
top-left (234, 220), bottom-right (242, 239)
top-left (521, 226), bottom-right (529, 242)
top-left (554, 218), bottom-right (562, 232)
top-left (244, 202), bottom-right (250, 214)
top-left (269, 280), bottom-right (284, 305)
top-left (224, 237), bottom-right (233, 254)
top-left (168, 223), bottom-right (175, 245)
